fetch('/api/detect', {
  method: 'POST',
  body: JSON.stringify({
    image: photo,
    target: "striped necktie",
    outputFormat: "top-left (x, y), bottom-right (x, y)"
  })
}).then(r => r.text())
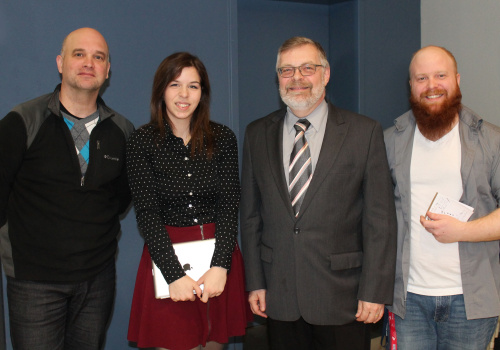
top-left (289, 119), bottom-right (312, 217)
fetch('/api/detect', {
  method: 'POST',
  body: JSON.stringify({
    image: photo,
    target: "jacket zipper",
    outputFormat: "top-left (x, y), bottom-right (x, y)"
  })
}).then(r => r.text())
top-left (62, 112), bottom-right (103, 187)
top-left (200, 225), bottom-right (204, 240)
top-left (81, 139), bottom-right (101, 187)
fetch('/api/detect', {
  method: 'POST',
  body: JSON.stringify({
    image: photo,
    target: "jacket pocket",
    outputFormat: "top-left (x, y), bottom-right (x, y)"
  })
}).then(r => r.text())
top-left (329, 251), bottom-right (363, 270)
top-left (260, 244), bottom-right (273, 263)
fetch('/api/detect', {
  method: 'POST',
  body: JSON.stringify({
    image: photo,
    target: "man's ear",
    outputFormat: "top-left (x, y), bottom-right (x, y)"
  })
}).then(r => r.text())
top-left (56, 55), bottom-right (63, 74)
top-left (323, 66), bottom-right (331, 86)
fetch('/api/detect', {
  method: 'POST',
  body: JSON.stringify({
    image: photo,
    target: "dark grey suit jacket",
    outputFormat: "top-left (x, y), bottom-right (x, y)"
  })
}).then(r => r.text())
top-left (240, 102), bottom-right (397, 325)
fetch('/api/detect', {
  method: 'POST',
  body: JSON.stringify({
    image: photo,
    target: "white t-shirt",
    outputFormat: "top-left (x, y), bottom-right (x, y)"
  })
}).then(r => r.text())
top-left (407, 124), bottom-right (463, 296)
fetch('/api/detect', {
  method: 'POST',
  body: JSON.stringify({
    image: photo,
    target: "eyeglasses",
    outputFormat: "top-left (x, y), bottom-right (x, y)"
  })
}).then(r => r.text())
top-left (277, 64), bottom-right (324, 78)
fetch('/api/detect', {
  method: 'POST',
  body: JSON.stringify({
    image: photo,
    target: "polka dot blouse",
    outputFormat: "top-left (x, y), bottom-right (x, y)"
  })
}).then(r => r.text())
top-left (126, 121), bottom-right (240, 284)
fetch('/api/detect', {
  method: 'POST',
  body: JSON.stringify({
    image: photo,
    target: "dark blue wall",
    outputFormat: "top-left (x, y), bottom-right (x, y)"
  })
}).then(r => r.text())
top-left (237, 0), bottom-right (330, 144)
top-left (358, 0), bottom-right (420, 128)
top-left (328, 1), bottom-right (359, 112)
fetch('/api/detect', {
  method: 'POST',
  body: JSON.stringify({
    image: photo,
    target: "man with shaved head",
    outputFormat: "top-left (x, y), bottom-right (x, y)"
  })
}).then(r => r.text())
top-left (0, 28), bottom-right (133, 349)
top-left (384, 46), bottom-right (500, 349)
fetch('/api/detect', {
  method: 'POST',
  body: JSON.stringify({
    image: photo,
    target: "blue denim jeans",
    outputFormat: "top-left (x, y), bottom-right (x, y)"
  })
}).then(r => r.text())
top-left (390, 292), bottom-right (498, 350)
top-left (7, 261), bottom-right (116, 350)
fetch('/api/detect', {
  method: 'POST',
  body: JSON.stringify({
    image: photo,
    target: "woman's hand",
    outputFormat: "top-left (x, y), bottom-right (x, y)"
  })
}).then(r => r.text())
top-left (197, 266), bottom-right (228, 303)
top-left (168, 275), bottom-right (203, 302)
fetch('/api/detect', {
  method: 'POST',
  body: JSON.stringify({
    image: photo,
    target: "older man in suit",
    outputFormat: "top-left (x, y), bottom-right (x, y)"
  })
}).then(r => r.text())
top-left (240, 36), bottom-right (397, 349)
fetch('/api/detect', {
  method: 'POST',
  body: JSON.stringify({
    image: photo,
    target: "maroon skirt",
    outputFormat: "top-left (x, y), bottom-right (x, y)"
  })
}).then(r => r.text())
top-left (128, 223), bottom-right (252, 350)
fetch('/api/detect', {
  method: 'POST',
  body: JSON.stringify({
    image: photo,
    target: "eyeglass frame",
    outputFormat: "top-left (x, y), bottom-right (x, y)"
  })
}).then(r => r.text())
top-left (277, 64), bottom-right (324, 78)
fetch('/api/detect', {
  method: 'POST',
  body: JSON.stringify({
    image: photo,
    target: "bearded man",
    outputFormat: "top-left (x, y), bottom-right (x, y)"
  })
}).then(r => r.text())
top-left (384, 45), bottom-right (500, 350)
top-left (240, 36), bottom-right (397, 350)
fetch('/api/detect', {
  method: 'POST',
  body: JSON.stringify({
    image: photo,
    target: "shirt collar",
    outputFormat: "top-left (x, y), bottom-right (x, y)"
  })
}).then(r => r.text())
top-left (285, 99), bottom-right (328, 135)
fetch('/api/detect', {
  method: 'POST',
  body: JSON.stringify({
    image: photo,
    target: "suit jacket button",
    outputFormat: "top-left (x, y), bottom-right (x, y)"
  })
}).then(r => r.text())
top-left (294, 228), bottom-right (300, 235)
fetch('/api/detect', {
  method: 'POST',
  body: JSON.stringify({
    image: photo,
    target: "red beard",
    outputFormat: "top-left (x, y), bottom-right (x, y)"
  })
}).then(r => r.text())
top-left (410, 87), bottom-right (462, 141)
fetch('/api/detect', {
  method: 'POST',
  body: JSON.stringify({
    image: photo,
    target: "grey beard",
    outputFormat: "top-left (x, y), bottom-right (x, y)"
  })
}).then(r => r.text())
top-left (280, 85), bottom-right (325, 111)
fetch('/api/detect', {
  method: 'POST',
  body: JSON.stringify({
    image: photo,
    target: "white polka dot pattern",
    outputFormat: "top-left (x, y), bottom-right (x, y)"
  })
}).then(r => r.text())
top-left (126, 121), bottom-right (240, 284)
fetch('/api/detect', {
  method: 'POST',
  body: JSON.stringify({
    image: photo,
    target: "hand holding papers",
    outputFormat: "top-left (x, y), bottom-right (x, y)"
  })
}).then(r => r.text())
top-left (420, 193), bottom-right (475, 243)
top-left (426, 192), bottom-right (474, 222)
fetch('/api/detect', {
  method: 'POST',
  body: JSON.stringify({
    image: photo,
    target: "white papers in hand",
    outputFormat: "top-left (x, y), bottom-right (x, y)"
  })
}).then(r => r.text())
top-left (426, 192), bottom-right (474, 222)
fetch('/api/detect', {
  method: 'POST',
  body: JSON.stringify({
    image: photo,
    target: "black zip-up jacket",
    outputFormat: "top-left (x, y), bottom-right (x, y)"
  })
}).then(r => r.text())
top-left (0, 85), bottom-right (134, 282)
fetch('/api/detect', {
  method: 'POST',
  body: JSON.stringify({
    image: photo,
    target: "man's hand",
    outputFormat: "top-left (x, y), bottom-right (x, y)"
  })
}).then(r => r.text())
top-left (420, 212), bottom-right (466, 243)
top-left (355, 300), bottom-right (384, 323)
top-left (168, 275), bottom-right (203, 302)
top-left (197, 266), bottom-right (227, 303)
top-left (248, 289), bottom-right (267, 318)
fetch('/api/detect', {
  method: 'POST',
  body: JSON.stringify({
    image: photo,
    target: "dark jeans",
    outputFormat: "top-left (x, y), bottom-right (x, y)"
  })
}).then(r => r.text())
top-left (267, 316), bottom-right (371, 350)
top-left (7, 261), bottom-right (116, 350)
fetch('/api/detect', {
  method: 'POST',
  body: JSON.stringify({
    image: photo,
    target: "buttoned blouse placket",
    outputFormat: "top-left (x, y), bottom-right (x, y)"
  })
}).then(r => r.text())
top-left (181, 144), bottom-right (198, 226)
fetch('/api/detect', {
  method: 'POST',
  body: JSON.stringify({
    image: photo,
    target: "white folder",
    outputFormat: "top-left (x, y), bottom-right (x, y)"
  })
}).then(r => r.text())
top-left (152, 238), bottom-right (216, 299)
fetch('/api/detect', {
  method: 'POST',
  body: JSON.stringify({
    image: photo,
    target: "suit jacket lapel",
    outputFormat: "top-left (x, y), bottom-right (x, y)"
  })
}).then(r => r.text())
top-left (299, 103), bottom-right (348, 216)
top-left (266, 109), bottom-right (296, 218)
